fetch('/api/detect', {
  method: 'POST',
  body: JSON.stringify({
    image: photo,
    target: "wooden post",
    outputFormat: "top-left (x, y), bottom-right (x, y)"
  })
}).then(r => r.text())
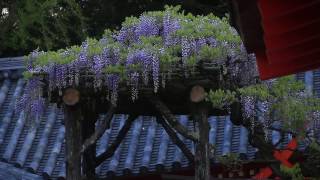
top-left (190, 85), bottom-right (211, 180)
top-left (81, 99), bottom-right (97, 179)
top-left (63, 88), bottom-right (82, 180)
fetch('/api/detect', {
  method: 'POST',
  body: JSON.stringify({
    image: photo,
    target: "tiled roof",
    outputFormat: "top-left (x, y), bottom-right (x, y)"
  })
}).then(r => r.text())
top-left (0, 57), bottom-right (318, 179)
top-left (0, 57), bottom-right (24, 71)
top-left (0, 161), bottom-right (42, 180)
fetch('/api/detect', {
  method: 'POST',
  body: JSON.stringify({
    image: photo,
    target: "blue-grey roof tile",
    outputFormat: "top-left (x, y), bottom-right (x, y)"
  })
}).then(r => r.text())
top-left (140, 117), bottom-right (156, 172)
top-left (2, 112), bottom-right (25, 162)
top-left (239, 126), bottom-right (248, 154)
top-left (231, 124), bottom-right (241, 154)
top-left (124, 117), bottom-right (142, 172)
top-left (313, 69), bottom-right (320, 97)
top-left (0, 80), bottom-right (10, 109)
top-left (173, 116), bottom-right (188, 165)
top-left (0, 79), bottom-right (24, 146)
top-left (215, 116), bottom-right (226, 156)
top-left (43, 126), bottom-right (65, 177)
top-left (271, 121), bottom-right (281, 148)
top-left (209, 117), bottom-right (217, 145)
top-left (0, 57), bottom-right (25, 71)
top-left (28, 106), bottom-right (57, 172)
top-left (157, 128), bottom-right (169, 167)
top-left (305, 71), bottom-right (313, 95)
top-left (222, 117), bottom-right (233, 155)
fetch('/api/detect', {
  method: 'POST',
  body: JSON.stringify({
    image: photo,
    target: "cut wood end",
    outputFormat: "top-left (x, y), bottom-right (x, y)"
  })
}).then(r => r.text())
top-left (190, 85), bottom-right (206, 103)
top-left (63, 88), bottom-right (80, 106)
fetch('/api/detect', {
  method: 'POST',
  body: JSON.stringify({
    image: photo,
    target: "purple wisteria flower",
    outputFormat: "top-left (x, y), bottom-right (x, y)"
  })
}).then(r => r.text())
top-left (93, 55), bottom-right (104, 89)
top-left (126, 50), bottom-right (153, 83)
top-left (130, 72), bottom-right (139, 101)
top-left (181, 37), bottom-right (192, 66)
top-left (135, 16), bottom-right (159, 38)
top-left (106, 74), bottom-right (120, 105)
top-left (241, 96), bottom-right (256, 120)
top-left (163, 13), bottom-right (180, 46)
top-left (16, 77), bottom-right (45, 119)
top-left (77, 40), bottom-right (89, 67)
top-left (117, 26), bottom-right (138, 44)
top-left (152, 56), bottom-right (159, 93)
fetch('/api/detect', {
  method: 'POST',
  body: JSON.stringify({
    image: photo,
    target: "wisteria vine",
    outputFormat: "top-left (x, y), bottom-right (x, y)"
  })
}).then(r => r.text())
top-left (20, 6), bottom-right (243, 116)
top-left (19, 5), bottom-right (320, 141)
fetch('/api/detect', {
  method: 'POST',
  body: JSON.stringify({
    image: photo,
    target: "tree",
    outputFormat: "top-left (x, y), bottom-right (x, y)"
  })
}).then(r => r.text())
top-left (18, 6), bottom-right (320, 180)
top-left (0, 0), bottom-right (86, 57)
top-left (79, 0), bottom-right (228, 37)
top-left (1, 0), bottom-right (229, 57)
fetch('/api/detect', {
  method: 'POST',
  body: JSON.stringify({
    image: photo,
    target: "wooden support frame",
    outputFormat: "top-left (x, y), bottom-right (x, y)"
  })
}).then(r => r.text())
top-left (149, 96), bottom-right (199, 142)
top-left (81, 106), bottom-right (115, 154)
top-left (95, 114), bottom-right (138, 167)
top-left (64, 103), bottom-right (82, 180)
top-left (63, 88), bottom-right (82, 180)
top-left (189, 85), bottom-right (211, 180)
top-left (157, 116), bottom-right (194, 163)
top-left (81, 99), bottom-right (99, 179)
top-left (193, 103), bottom-right (211, 180)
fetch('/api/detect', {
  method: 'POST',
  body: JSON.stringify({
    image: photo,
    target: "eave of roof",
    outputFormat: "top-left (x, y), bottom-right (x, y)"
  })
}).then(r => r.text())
top-left (229, 0), bottom-right (320, 80)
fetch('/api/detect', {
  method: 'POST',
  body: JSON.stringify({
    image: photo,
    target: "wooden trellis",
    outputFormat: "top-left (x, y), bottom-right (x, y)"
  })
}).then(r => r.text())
top-left (35, 57), bottom-right (259, 180)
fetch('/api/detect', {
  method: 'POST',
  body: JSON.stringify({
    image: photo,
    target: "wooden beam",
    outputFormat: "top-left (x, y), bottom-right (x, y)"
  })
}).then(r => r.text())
top-left (62, 88), bottom-right (80, 106)
top-left (157, 117), bottom-right (194, 163)
top-left (95, 114), bottom-right (138, 167)
top-left (149, 96), bottom-right (199, 142)
top-left (190, 85), bottom-right (206, 103)
top-left (81, 106), bottom-right (115, 154)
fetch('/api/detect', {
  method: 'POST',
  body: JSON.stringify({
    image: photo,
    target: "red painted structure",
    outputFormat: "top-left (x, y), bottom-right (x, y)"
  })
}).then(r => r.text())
top-left (257, 0), bottom-right (320, 80)
top-left (115, 163), bottom-right (268, 180)
top-left (230, 0), bottom-right (320, 80)
top-left (254, 138), bottom-right (298, 179)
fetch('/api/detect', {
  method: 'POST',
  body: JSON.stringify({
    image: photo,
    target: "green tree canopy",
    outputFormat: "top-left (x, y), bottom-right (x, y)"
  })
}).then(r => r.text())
top-left (0, 0), bottom-right (85, 57)
top-left (0, 0), bottom-right (228, 57)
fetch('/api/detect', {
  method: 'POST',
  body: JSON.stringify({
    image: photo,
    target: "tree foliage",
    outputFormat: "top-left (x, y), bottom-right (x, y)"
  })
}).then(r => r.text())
top-left (79, 0), bottom-right (228, 37)
top-left (1, 0), bottom-right (229, 57)
top-left (0, 0), bottom-right (85, 57)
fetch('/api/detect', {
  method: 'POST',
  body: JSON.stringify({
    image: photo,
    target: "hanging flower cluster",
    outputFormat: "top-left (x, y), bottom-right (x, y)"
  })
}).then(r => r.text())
top-left (238, 76), bottom-right (320, 141)
top-left (20, 6), bottom-right (245, 119)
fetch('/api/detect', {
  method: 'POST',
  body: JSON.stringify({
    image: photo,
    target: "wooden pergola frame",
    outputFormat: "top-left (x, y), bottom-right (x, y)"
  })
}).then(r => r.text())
top-left (61, 84), bottom-right (216, 180)
top-left (35, 56), bottom-right (279, 180)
